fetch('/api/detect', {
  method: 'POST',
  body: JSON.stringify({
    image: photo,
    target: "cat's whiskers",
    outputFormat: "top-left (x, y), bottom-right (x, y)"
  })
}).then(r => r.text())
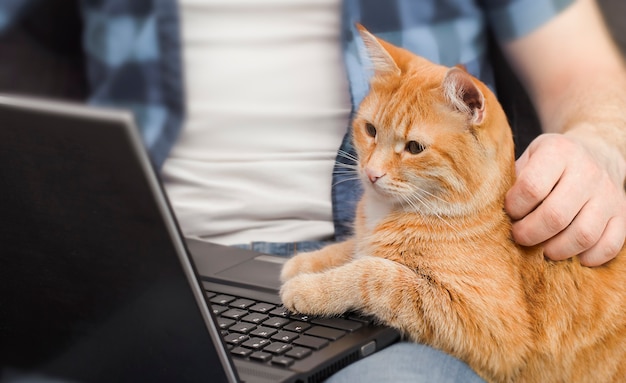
top-left (411, 184), bottom-right (450, 205)
top-left (417, 168), bottom-right (470, 196)
top-left (332, 171), bottom-right (359, 176)
top-left (331, 175), bottom-right (363, 188)
top-left (403, 192), bottom-right (457, 232)
top-left (400, 193), bottom-right (421, 214)
top-left (336, 149), bottom-right (359, 163)
top-left (395, 183), bottom-right (460, 232)
top-left (332, 153), bottom-right (363, 187)
top-left (334, 163), bottom-right (359, 171)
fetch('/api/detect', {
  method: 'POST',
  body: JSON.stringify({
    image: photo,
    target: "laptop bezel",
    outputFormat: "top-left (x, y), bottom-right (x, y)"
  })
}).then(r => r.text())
top-left (0, 94), bottom-right (240, 383)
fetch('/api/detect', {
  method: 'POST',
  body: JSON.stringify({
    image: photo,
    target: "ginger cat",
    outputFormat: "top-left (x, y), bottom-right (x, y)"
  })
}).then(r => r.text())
top-left (279, 25), bottom-right (626, 383)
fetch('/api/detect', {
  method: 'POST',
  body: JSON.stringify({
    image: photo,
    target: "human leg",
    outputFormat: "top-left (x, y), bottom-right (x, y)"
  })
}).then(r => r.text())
top-left (325, 342), bottom-right (486, 383)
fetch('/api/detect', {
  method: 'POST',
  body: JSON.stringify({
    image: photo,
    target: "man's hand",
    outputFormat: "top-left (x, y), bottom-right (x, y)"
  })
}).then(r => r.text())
top-left (505, 132), bottom-right (626, 266)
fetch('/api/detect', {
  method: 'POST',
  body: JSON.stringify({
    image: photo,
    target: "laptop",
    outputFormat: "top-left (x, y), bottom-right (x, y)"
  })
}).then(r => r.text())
top-left (0, 94), bottom-right (399, 383)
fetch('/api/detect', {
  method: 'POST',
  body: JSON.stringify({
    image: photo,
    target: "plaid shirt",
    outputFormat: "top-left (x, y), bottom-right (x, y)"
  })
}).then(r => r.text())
top-left (0, 0), bottom-right (573, 240)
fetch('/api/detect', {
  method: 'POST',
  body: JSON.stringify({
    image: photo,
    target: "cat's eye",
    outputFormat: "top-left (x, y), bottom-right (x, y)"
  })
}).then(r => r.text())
top-left (406, 141), bottom-right (425, 155)
top-left (365, 123), bottom-right (377, 138)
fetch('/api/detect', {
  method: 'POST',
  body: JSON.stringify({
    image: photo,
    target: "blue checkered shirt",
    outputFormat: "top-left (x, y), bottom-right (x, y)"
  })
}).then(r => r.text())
top-left (0, 0), bottom-right (573, 240)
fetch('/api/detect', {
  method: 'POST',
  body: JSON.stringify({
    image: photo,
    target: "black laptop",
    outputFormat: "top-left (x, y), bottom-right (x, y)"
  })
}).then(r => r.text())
top-left (0, 94), bottom-right (399, 383)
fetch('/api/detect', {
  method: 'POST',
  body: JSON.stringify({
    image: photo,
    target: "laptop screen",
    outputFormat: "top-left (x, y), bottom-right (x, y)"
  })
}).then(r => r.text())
top-left (0, 98), bottom-right (235, 383)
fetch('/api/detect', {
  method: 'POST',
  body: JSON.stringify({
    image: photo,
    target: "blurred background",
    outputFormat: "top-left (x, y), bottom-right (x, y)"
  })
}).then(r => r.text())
top-left (0, 0), bottom-right (624, 153)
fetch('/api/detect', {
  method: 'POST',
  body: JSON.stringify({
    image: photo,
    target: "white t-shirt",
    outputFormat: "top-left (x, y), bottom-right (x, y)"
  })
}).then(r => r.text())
top-left (162, 0), bottom-right (351, 245)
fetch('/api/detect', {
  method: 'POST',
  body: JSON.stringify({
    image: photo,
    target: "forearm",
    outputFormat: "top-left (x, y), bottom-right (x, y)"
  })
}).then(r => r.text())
top-left (500, 0), bottom-right (626, 266)
top-left (547, 66), bottom-right (626, 169)
top-left (502, 0), bottom-right (626, 165)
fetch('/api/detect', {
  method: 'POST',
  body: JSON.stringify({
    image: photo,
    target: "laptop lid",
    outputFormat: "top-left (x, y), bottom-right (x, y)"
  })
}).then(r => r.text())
top-left (0, 95), bottom-right (238, 383)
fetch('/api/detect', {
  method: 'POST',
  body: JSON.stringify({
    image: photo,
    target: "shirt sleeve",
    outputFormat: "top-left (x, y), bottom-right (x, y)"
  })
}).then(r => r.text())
top-left (81, 0), bottom-right (185, 168)
top-left (480, 0), bottom-right (575, 42)
top-left (0, 0), bottom-right (41, 33)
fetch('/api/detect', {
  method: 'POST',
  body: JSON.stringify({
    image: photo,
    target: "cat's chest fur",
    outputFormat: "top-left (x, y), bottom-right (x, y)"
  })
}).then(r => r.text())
top-left (356, 190), bottom-right (512, 268)
top-left (357, 192), bottom-right (431, 264)
top-left (361, 191), bottom-right (394, 232)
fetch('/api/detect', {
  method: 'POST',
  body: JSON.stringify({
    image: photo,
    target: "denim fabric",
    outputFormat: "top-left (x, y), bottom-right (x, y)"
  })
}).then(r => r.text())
top-left (325, 342), bottom-right (486, 383)
top-left (232, 240), bottom-right (332, 257)
top-left (331, 129), bottom-right (362, 241)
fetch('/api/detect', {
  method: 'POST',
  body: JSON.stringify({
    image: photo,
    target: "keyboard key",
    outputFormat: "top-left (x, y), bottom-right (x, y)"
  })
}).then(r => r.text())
top-left (205, 291), bottom-right (217, 299)
top-left (212, 305), bottom-right (228, 316)
top-left (289, 313), bottom-right (312, 322)
top-left (249, 302), bottom-right (276, 313)
top-left (271, 356), bottom-right (294, 367)
top-left (217, 317), bottom-right (235, 330)
top-left (210, 294), bottom-right (236, 305)
top-left (230, 346), bottom-right (252, 358)
top-left (210, 292), bottom-right (340, 366)
top-left (311, 317), bottom-right (363, 332)
top-left (222, 308), bottom-right (248, 320)
top-left (249, 351), bottom-right (273, 362)
top-left (271, 330), bottom-right (299, 343)
top-left (269, 306), bottom-right (290, 317)
top-left (229, 298), bottom-right (256, 309)
top-left (229, 322), bottom-right (256, 334)
top-left (286, 347), bottom-right (312, 360)
top-left (293, 335), bottom-right (329, 350)
top-left (250, 326), bottom-right (278, 338)
top-left (224, 333), bottom-right (249, 346)
top-left (242, 313), bottom-right (269, 325)
top-left (264, 342), bottom-right (292, 355)
top-left (242, 337), bottom-right (271, 350)
top-left (348, 313), bottom-right (375, 324)
top-left (263, 317), bottom-right (291, 328)
top-left (305, 326), bottom-right (345, 340)
top-left (283, 321), bottom-right (311, 333)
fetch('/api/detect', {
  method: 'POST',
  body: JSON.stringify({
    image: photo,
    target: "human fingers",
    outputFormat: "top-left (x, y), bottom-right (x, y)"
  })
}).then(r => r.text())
top-left (505, 135), bottom-right (568, 225)
top-left (509, 161), bottom-right (592, 247)
top-left (540, 192), bottom-right (610, 261)
top-left (577, 215), bottom-right (626, 266)
top-left (512, 146), bottom-right (530, 178)
top-left (540, 161), bottom-right (625, 262)
top-left (509, 133), bottom-right (626, 264)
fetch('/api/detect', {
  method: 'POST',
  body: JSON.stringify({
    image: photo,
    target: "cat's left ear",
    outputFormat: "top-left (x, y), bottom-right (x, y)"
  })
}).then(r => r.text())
top-left (442, 67), bottom-right (485, 125)
top-left (356, 23), bottom-right (401, 76)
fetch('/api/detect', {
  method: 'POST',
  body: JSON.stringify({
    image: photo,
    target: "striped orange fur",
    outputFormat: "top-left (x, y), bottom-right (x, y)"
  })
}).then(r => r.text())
top-left (280, 25), bottom-right (626, 382)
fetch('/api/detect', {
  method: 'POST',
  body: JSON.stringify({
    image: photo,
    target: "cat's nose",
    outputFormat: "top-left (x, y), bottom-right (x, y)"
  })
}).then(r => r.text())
top-left (366, 168), bottom-right (386, 183)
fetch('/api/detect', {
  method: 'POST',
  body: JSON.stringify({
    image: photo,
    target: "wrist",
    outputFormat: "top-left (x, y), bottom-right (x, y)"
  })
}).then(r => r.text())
top-left (563, 124), bottom-right (626, 189)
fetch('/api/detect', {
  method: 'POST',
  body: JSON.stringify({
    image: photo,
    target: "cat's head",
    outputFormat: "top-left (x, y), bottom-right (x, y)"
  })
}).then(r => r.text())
top-left (353, 25), bottom-right (515, 217)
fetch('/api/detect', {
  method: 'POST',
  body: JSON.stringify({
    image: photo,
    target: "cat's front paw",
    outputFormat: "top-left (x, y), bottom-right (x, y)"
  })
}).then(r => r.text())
top-left (280, 274), bottom-right (337, 316)
top-left (280, 256), bottom-right (301, 283)
top-left (280, 274), bottom-right (318, 314)
top-left (280, 251), bottom-right (318, 282)
top-left (281, 242), bottom-right (355, 282)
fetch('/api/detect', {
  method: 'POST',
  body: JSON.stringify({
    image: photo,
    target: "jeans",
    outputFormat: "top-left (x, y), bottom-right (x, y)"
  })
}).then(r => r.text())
top-left (234, 241), bottom-right (486, 382)
top-left (325, 342), bottom-right (485, 383)
top-left (232, 240), bottom-right (331, 257)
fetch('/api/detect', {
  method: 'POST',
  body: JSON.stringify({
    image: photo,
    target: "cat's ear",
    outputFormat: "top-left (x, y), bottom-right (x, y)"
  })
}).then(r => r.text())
top-left (442, 67), bottom-right (485, 125)
top-left (356, 23), bottom-right (401, 76)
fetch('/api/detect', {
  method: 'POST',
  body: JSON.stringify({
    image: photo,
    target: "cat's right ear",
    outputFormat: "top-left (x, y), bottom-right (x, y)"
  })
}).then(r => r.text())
top-left (442, 67), bottom-right (485, 125)
top-left (356, 23), bottom-right (401, 76)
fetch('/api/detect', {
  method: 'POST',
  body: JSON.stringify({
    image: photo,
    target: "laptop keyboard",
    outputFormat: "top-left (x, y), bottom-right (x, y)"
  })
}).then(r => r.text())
top-left (206, 290), bottom-right (367, 368)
